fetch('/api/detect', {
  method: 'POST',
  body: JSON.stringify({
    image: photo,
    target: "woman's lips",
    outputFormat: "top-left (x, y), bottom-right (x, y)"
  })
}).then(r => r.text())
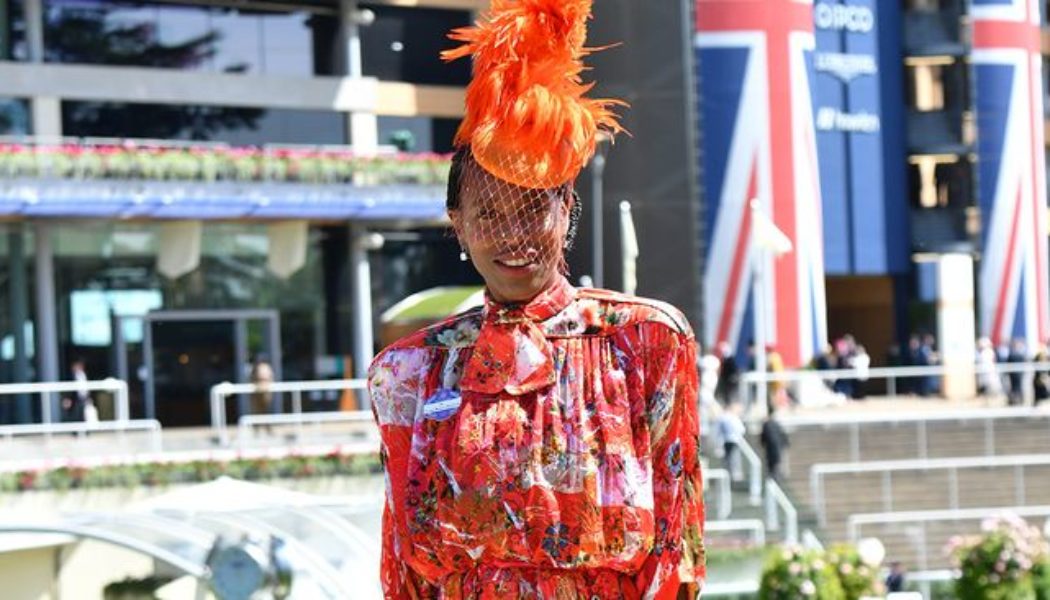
top-left (494, 256), bottom-right (539, 275)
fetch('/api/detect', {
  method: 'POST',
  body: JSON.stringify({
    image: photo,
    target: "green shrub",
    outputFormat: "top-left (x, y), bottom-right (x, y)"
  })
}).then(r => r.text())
top-left (948, 514), bottom-right (1050, 600)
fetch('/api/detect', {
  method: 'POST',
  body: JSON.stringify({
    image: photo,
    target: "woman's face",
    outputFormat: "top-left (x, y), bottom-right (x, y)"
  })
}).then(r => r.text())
top-left (451, 160), bottom-right (571, 304)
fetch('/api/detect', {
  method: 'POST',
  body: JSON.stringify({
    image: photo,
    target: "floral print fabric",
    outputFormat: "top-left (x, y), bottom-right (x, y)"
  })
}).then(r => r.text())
top-left (369, 277), bottom-right (705, 599)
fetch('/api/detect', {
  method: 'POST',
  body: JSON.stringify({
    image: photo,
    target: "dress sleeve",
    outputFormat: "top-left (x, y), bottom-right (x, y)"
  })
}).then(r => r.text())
top-left (634, 322), bottom-right (706, 600)
top-left (369, 348), bottom-right (439, 600)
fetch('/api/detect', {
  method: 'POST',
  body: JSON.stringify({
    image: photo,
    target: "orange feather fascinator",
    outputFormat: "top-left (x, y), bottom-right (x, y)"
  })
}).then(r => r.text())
top-left (441, 0), bottom-right (625, 189)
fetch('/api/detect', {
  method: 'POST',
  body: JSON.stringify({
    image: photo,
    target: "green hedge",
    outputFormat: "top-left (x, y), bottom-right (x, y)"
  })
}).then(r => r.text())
top-left (0, 451), bottom-right (382, 492)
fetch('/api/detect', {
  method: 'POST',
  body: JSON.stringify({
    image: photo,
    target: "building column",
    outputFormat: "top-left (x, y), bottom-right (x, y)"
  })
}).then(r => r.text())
top-left (350, 224), bottom-right (380, 380)
top-left (8, 226), bottom-right (31, 422)
top-left (936, 253), bottom-right (976, 400)
top-left (34, 222), bottom-right (60, 421)
top-left (22, 0), bottom-right (62, 138)
top-left (339, 0), bottom-right (378, 153)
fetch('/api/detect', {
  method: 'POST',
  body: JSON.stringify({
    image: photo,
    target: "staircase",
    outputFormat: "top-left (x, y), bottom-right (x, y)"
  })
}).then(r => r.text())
top-left (770, 408), bottom-right (1050, 570)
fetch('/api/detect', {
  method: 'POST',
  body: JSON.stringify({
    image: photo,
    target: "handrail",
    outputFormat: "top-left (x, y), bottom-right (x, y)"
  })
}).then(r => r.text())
top-left (764, 477), bottom-right (799, 544)
top-left (813, 452), bottom-right (1050, 475)
top-left (0, 419), bottom-right (163, 453)
top-left (736, 437), bottom-right (763, 506)
top-left (738, 360), bottom-right (1050, 410)
top-left (780, 405), bottom-right (1048, 427)
top-left (810, 453), bottom-right (1050, 526)
top-left (779, 406), bottom-right (1050, 466)
top-left (741, 360), bottom-right (1050, 384)
top-left (0, 379), bottom-right (130, 424)
top-left (847, 504), bottom-right (1050, 541)
top-left (847, 506), bottom-right (1050, 572)
top-left (210, 379), bottom-right (368, 446)
top-left (237, 410), bottom-right (374, 448)
top-left (801, 528), bottom-right (824, 551)
top-left (703, 518), bottom-right (766, 546)
top-left (704, 468), bottom-right (733, 520)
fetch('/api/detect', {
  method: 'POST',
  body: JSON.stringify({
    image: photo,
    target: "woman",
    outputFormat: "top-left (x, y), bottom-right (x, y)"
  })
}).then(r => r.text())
top-left (368, 1), bottom-right (705, 597)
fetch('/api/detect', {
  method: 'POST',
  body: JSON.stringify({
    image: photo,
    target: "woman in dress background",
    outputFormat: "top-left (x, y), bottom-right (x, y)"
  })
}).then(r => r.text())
top-left (368, 1), bottom-right (705, 597)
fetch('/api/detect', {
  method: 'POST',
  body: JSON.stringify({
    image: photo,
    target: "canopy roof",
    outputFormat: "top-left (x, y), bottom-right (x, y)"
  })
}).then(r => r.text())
top-left (0, 476), bottom-right (385, 599)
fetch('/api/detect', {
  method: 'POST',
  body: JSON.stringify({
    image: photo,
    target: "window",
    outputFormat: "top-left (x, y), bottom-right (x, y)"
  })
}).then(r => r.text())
top-left (62, 101), bottom-right (346, 145)
top-left (905, 57), bottom-right (967, 112)
top-left (43, 1), bottom-right (333, 76)
top-left (908, 154), bottom-right (972, 208)
top-left (0, 97), bottom-right (29, 135)
top-left (1, 0), bottom-right (26, 60)
top-left (378, 116), bottom-right (461, 153)
top-left (360, 4), bottom-right (471, 86)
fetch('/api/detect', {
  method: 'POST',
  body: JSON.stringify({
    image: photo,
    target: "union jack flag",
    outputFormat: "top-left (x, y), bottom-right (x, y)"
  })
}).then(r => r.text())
top-left (973, 0), bottom-right (1049, 350)
top-left (696, 0), bottom-right (828, 367)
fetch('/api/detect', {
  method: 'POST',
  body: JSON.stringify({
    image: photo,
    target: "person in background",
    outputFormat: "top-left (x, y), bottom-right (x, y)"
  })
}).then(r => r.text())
top-left (976, 337), bottom-right (1003, 398)
top-left (885, 561), bottom-right (906, 593)
top-left (718, 402), bottom-right (747, 481)
top-left (760, 408), bottom-right (790, 482)
top-left (766, 344), bottom-right (789, 412)
top-left (250, 355), bottom-right (275, 417)
top-left (1033, 344), bottom-right (1050, 405)
top-left (814, 343), bottom-right (837, 392)
top-left (61, 358), bottom-right (90, 422)
top-left (850, 344), bottom-right (871, 400)
top-left (920, 333), bottom-right (939, 397)
top-left (716, 340), bottom-right (740, 406)
top-left (1007, 338), bottom-right (1027, 406)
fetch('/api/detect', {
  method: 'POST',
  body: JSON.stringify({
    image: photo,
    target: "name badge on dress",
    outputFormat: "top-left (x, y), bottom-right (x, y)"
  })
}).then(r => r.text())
top-left (422, 388), bottom-right (462, 421)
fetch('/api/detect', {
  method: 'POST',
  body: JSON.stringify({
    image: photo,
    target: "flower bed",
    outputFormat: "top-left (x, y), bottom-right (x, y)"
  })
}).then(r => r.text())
top-left (0, 450), bottom-right (382, 493)
top-left (0, 142), bottom-right (451, 185)
top-left (948, 513), bottom-right (1050, 600)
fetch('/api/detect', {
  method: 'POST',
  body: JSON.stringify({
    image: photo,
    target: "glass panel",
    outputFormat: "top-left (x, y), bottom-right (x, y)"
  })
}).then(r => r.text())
top-left (0, 97), bottom-right (29, 135)
top-left (379, 116), bottom-right (465, 154)
top-left (210, 7), bottom-right (259, 74)
top-left (44, 2), bottom-right (329, 76)
top-left (61, 100), bottom-right (344, 144)
top-left (67, 513), bottom-right (212, 568)
top-left (1, 0), bottom-right (27, 60)
top-left (49, 222), bottom-right (326, 421)
top-left (260, 11), bottom-right (313, 77)
top-left (152, 319), bottom-right (236, 427)
top-left (360, 4), bottom-right (471, 86)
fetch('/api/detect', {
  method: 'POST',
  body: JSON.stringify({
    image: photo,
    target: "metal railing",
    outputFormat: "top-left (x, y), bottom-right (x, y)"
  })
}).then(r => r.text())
top-left (0, 379), bottom-right (130, 424)
top-left (0, 419), bottom-right (163, 453)
top-left (209, 379), bottom-right (368, 446)
top-left (737, 437), bottom-right (763, 505)
top-left (764, 477), bottom-right (799, 544)
top-left (704, 468), bottom-right (733, 520)
top-left (847, 505), bottom-right (1050, 571)
top-left (782, 406), bottom-right (1050, 464)
top-left (811, 453), bottom-right (1050, 526)
top-left (704, 518), bottom-right (766, 546)
top-left (237, 410), bottom-right (375, 449)
top-left (738, 360), bottom-right (1050, 412)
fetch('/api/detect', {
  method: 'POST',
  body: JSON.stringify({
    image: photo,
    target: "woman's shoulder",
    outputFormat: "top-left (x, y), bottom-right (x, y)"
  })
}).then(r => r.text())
top-left (571, 288), bottom-right (694, 339)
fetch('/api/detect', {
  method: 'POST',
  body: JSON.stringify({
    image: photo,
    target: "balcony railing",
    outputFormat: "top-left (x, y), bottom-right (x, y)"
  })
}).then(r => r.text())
top-left (904, 10), bottom-right (966, 56)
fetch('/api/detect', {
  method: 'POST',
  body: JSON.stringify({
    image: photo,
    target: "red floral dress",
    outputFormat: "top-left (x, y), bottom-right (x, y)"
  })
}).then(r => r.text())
top-left (369, 276), bottom-right (705, 599)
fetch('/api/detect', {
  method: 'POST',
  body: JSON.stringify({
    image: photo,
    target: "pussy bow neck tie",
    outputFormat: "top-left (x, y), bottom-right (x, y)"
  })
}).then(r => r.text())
top-left (460, 277), bottom-right (574, 396)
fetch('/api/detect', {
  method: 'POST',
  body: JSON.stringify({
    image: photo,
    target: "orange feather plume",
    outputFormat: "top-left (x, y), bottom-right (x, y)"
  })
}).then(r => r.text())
top-left (441, 0), bottom-right (626, 189)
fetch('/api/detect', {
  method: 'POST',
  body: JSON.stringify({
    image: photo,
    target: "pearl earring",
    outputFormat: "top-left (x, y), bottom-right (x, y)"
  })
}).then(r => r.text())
top-left (460, 250), bottom-right (469, 262)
